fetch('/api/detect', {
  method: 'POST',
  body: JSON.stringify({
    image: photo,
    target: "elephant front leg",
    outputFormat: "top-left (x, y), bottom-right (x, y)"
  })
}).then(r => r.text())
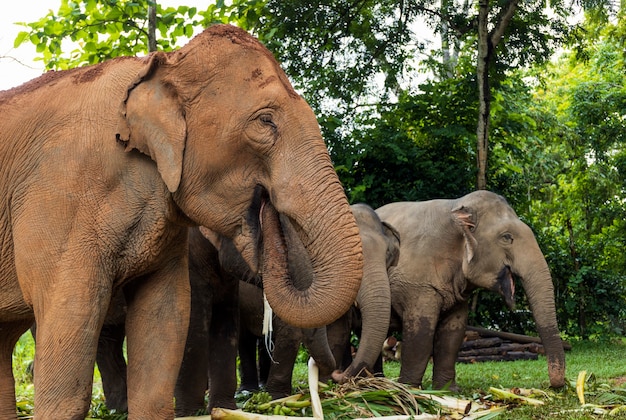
top-left (124, 261), bottom-right (190, 419)
top-left (175, 271), bottom-right (211, 417)
top-left (397, 296), bottom-right (441, 388)
top-left (97, 322), bottom-right (128, 413)
top-left (0, 321), bottom-right (32, 420)
top-left (432, 301), bottom-right (469, 391)
top-left (207, 274), bottom-right (239, 411)
top-left (32, 285), bottom-right (110, 419)
top-left (265, 319), bottom-right (302, 399)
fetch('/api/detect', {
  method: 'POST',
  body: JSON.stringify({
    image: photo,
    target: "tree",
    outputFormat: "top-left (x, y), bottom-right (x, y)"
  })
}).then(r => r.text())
top-left (14, 0), bottom-right (203, 69)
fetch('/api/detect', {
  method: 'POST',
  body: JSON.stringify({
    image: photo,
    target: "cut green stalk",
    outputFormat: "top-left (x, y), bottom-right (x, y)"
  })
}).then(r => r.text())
top-left (488, 387), bottom-right (545, 406)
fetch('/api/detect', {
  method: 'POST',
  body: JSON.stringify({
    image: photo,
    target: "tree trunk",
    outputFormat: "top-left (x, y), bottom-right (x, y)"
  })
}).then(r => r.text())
top-left (148, 3), bottom-right (157, 52)
top-left (476, 0), bottom-right (490, 190)
top-left (475, 0), bottom-right (519, 190)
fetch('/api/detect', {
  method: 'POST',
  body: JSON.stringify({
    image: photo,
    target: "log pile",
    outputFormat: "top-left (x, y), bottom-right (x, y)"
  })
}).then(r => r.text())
top-left (457, 326), bottom-right (571, 364)
top-left (382, 326), bottom-right (571, 364)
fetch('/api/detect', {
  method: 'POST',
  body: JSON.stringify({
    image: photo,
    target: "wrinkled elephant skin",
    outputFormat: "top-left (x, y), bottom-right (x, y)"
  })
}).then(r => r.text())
top-left (376, 191), bottom-right (565, 390)
top-left (0, 25), bottom-right (362, 419)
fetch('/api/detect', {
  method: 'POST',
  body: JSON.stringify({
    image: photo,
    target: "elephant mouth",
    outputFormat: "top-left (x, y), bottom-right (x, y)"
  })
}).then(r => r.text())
top-left (247, 184), bottom-right (314, 291)
top-left (496, 265), bottom-right (516, 310)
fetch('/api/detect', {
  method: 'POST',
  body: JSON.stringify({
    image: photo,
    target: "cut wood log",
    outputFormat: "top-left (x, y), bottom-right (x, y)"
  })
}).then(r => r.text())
top-left (458, 342), bottom-right (544, 357)
top-left (459, 337), bottom-right (502, 350)
top-left (467, 326), bottom-right (572, 350)
top-left (457, 351), bottom-right (539, 364)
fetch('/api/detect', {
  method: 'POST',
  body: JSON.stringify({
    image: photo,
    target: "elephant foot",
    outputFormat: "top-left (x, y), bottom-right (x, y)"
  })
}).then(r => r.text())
top-left (433, 380), bottom-right (460, 393)
top-left (331, 369), bottom-right (348, 384)
top-left (331, 363), bottom-right (377, 384)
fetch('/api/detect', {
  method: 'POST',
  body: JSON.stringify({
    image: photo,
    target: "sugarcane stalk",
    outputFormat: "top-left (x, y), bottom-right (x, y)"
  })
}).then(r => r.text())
top-left (308, 357), bottom-right (324, 419)
top-left (576, 370), bottom-right (587, 405)
top-left (488, 387), bottom-right (544, 406)
top-left (211, 407), bottom-right (316, 419)
top-left (424, 394), bottom-right (471, 414)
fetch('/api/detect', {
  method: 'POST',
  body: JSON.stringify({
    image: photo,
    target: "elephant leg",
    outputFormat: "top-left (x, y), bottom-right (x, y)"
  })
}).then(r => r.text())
top-left (326, 312), bottom-right (352, 373)
top-left (175, 270), bottom-right (211, 417)
top-left (32, 285), bottom-right (110, 419)
top-left (207, 271), bottom-right (239, 411)
top-left (238, 328), bottom-right (261, 392)
top-left (432, 302), bottom-right (469, 391)
top-left (125, 261), bottom-right (190, 419)
top-left (397, 297), bottom-right (441, 387)
top-left (302, 326), bottom-right (336, 383)
top-left (265, 318), bottom-right (301, 399)
top-left (0, 321), bottom-right (31, 420)
top-left (97, 322), bottom-right (128, 413)
top-left (258, 339), bottom-right (271, 387)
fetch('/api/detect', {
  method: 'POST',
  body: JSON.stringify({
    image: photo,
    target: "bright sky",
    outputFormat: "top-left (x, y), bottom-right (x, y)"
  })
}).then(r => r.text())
top-left (0, 1), bottom-right (210, 91)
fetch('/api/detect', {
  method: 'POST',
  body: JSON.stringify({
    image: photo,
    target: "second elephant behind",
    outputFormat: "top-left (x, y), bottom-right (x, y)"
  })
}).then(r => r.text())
top-left (376, 190), bottom-right (566, 390)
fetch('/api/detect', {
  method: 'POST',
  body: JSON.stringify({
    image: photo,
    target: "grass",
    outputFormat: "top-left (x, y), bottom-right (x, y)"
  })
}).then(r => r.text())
top-left (12, 333), bottom-right (626, 419)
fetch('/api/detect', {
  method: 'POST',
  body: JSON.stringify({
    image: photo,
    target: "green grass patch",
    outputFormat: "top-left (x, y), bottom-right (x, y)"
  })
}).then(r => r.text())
top-left (12, 333), bottom-right (626, 419)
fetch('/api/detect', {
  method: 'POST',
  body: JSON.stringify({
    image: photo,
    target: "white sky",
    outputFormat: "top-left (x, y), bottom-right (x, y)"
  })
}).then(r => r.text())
top-left (0, 1), bottom-right (211, 91)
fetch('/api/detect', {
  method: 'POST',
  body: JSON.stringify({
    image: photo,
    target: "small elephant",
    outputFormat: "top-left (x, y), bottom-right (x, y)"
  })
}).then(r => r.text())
top-left (376, 190), bottom-right (566, 390)
top-left (0, 24), bottom-right (363, 419)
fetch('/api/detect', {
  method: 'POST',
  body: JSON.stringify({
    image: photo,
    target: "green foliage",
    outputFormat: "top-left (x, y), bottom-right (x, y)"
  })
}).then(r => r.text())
top-left (11, 0), bottom-right (625, 340)
top-left (13, 0), bottom-right (205, 69)
top-left (336, 77), bottom-right (477, 207)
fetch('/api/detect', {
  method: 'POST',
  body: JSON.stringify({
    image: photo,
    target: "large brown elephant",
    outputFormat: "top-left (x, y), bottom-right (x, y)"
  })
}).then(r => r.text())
top-left (376, 191), bottom-right (565, 390)
top-left (0, 24), bottom-right (363, 419)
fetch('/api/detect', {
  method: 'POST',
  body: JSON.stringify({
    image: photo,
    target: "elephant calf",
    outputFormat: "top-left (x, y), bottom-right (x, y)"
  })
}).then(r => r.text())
top-left (376, 190), bottom-right (566, 391)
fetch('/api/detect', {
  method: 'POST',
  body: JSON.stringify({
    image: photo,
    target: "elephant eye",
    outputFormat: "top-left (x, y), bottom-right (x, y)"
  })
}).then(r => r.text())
top-left (259, 114), bottom-right (277, 131)
top-left (501, 233), bottom-right (514, 244)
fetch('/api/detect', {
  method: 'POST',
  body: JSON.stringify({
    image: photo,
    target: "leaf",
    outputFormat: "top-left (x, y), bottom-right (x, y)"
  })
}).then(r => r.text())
top-left (13, 31), bottom-right (30, 48)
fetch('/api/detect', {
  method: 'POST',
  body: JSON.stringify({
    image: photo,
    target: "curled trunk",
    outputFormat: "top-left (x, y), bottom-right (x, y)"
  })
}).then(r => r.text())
top-left (261, 201), bottom-right (363, 329)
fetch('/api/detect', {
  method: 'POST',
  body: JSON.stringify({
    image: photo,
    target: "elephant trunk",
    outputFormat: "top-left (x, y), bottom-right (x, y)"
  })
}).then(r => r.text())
top-left (302, 327), bottom-right (336, 380)
top-left (518, 243), bottom-right (566, 388)
top-left (335, 260), bottom-right (391, 382)
top-left (261, 187), bottom-right (363, 329)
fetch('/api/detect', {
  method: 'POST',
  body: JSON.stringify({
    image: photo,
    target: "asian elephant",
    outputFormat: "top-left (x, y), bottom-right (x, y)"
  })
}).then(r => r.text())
top-left (0, 24), bottom-right (363, 420)
top-left (376, 190), bottom-right (565, 391)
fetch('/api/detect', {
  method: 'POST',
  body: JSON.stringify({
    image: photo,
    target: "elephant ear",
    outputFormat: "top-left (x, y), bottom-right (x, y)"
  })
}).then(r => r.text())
top-left (382, 221), bottom-right (401, 268)
top-left (116, 52), bottom-right (186, 193)
top-left (451, 205), bottom-right (478, 264)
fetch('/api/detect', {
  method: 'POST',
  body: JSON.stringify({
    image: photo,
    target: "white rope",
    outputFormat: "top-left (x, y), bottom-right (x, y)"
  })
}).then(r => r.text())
top-left (262, 292), bottom-right (276, 363)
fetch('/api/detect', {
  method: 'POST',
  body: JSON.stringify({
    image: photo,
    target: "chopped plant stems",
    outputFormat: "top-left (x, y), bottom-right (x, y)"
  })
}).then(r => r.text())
top-left (488, 387), bottom-right (545, 406)
top-left (237, 374), bottom-right (518, 418)
top-left (307, 358), bottom-right (323, 419)
top-left (211, 407), bottom-right (315, 419)
top-left (576, 370), bottom-right (587, 405)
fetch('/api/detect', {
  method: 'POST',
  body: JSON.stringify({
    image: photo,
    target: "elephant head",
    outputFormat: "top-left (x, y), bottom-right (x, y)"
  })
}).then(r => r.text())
top-left (450, 190), bottom-right (565, 387)
top-left (116, 25), bottom-right (363, 328)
